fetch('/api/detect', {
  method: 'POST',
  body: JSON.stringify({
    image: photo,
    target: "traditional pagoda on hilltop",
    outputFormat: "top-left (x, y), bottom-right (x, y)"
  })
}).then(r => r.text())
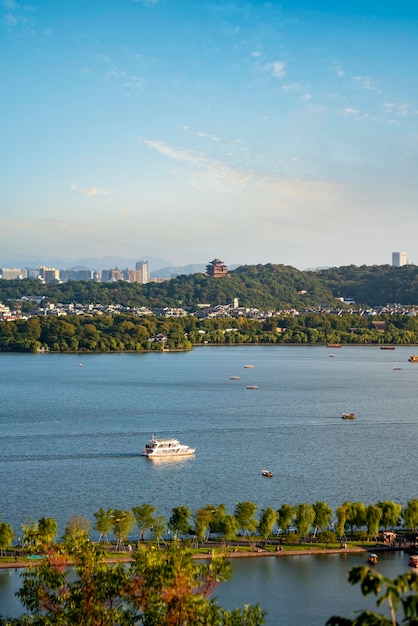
top-left (206, 258), bottom-right (228, 278)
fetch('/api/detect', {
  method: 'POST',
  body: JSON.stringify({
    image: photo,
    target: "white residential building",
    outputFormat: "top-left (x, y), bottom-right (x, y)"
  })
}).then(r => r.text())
top-left (392, 252), bottom-right (407, 267)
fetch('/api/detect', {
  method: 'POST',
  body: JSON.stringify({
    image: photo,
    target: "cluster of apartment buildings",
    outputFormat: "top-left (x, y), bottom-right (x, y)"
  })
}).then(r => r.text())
top-left (0, 261), bottom-right (151, 285)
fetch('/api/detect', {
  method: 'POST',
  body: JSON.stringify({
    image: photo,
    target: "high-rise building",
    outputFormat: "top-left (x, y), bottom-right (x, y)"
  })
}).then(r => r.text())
top-left (127, 269), bottom-right (142, 283)
top-left (0, 268), bottom-right (28, 280)
top-left (39, 266), bottom-right (60, 284)
top-left (135, 260), bottom-right (149, 284)
top-left (392, 252), bottom-right (407, 267)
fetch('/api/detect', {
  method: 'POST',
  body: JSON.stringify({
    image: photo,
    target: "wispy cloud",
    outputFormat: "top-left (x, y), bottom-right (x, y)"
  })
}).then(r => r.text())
top-left (70, 183), bottom-right (110, 197)
top-left (144, 140), bottom-right (250, 189)
top-left (103, 66), bottom-right (144, 97)
top-left (1, 0), bottom-right (35, 34)
top-left (354, 75), bottom-right (378, 91)
top-left (383, 102), bottom-right (410, 116)
top-left (2, 217), bottom-right (89, 234)
top-left (282, 82), bottom-right (301, 93)
top-left (343, 107), bottom-right (359, 116)
top-left (196, 131), bottom-right (220, 142)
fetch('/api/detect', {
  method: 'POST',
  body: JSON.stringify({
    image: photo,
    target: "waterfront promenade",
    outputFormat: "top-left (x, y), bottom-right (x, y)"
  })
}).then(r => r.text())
top-left (1, 538), bottom-right (415, 570)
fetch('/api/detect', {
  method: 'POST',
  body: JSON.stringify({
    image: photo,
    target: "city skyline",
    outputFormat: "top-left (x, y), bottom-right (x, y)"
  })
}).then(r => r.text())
top-left (2, 0), bottom-right (418, 270)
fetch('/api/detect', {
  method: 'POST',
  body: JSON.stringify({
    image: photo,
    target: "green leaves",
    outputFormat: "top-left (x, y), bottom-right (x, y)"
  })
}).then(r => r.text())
top-left (328, 567), bottom-right (418, 626)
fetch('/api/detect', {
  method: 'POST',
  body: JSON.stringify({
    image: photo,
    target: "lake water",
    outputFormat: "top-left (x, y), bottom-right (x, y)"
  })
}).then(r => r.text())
top-left (0, 550), bottom-right (414, 623)
top-left (1, 345), bottom-right (418, 622)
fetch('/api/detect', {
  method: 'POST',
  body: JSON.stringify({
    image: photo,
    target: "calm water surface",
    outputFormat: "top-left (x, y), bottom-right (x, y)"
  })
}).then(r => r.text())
top-left (0, 551), bottom-right (414, 623)
top-left (1, 346), bottom-right (418, 622)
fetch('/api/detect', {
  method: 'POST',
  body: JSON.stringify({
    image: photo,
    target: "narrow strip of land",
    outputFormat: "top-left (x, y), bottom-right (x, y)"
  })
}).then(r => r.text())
top-left (1, 542), bottom-right (407, 570)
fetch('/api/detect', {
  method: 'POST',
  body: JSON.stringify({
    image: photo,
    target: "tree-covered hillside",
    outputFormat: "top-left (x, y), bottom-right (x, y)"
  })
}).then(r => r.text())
top-left (1, 263), bottom-right (418, 309)
top-left (0, 264), bottom-right (337, 310)
top-left (316, 264), bottom-right (418, 306)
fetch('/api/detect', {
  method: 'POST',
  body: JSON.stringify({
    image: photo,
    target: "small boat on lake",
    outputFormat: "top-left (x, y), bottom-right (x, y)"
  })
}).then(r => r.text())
top-left (261, 469), bottom-right (273, 478)
top-left (341, 413), bottom-right (357, 420)
top-left (368, 553), bottom-right (378, 564)
top-left (142, 436), bottom-right (195, 459)
top-left (244, 365), bottom-right (254, 368)
top-left (246, 385), bottom-right (258, 390)
top-left (230, 376), bottom-right (240, 380)
top-left (327, 344), bottom-right (342, 348)
top-left (380, 346), bottom-right (395, 350)
top-left (409, 355), bottom-right (418, 362)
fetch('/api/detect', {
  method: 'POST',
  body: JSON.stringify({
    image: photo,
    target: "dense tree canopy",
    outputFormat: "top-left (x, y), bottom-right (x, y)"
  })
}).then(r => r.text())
top-left (3, 310), bottom-right (418, 353)
top-left (3, 263), bottom-right (418, 313)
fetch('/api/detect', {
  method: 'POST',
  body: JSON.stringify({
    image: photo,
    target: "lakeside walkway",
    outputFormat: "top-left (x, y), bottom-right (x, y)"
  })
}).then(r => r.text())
top-left (1, 541), bottom-right (413, 570)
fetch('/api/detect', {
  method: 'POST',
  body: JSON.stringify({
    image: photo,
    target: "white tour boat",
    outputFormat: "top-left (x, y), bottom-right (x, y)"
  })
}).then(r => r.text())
top-left (142, 436), bottom-right (195, 459)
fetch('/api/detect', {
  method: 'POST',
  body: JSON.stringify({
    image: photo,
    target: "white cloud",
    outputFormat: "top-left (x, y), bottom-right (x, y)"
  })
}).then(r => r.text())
top-left (343, 108), bottom-right (359, 116)
top-left (83, 187), bottom-right (110, 197)
top-left (251, 51), bottom-right (261, 57)
top-left (70, 183), bottom-right (110, 197)
top-left (271, 60), bottom-right (286, 79)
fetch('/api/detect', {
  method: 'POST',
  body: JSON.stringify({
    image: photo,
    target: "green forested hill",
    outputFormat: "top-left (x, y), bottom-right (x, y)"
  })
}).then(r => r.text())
top-left (0, 264), bottom-right (336, 309)
top-left (1, 263), bottom-right (418, 309)
top-left (316, 264), bottom-right (418, 306)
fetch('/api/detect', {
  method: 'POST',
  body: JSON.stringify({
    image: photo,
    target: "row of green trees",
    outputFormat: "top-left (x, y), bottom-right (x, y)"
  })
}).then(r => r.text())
top-left (2, 499), bottom-right (418, 555)
top-left (3, 312), bottom-right (418, 352)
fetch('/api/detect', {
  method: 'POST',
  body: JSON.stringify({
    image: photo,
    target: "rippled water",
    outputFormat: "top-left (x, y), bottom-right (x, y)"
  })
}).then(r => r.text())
top-left (1, 345), bottom-right (418, 533)
top-left (1, 345), bottom-right (418, 623)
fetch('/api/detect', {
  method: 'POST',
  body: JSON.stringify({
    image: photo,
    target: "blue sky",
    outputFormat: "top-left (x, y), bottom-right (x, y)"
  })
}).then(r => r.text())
top-left (2, 0), bottom-right (418, 270)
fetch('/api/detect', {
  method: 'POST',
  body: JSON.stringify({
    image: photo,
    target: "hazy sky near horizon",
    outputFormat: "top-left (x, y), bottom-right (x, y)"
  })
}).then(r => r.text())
top-left (2, 0), bottom-right (418, 269)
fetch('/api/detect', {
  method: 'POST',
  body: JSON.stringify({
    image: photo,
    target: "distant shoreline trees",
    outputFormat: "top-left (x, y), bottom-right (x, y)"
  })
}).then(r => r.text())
top-left (2, 311), bottom-right (418, 353)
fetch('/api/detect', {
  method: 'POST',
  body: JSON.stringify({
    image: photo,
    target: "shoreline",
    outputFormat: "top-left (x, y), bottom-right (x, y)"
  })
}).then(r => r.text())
top-left (0, 545), bottom-right (386, 570)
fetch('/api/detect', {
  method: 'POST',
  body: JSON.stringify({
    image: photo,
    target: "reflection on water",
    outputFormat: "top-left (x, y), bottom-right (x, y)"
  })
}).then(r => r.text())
top-left (145, 456), bottom-right (195, 464)
top-left (0, 551), bottom-right (413, 623)
top-left (216, 551), bottom-right (411, 625)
